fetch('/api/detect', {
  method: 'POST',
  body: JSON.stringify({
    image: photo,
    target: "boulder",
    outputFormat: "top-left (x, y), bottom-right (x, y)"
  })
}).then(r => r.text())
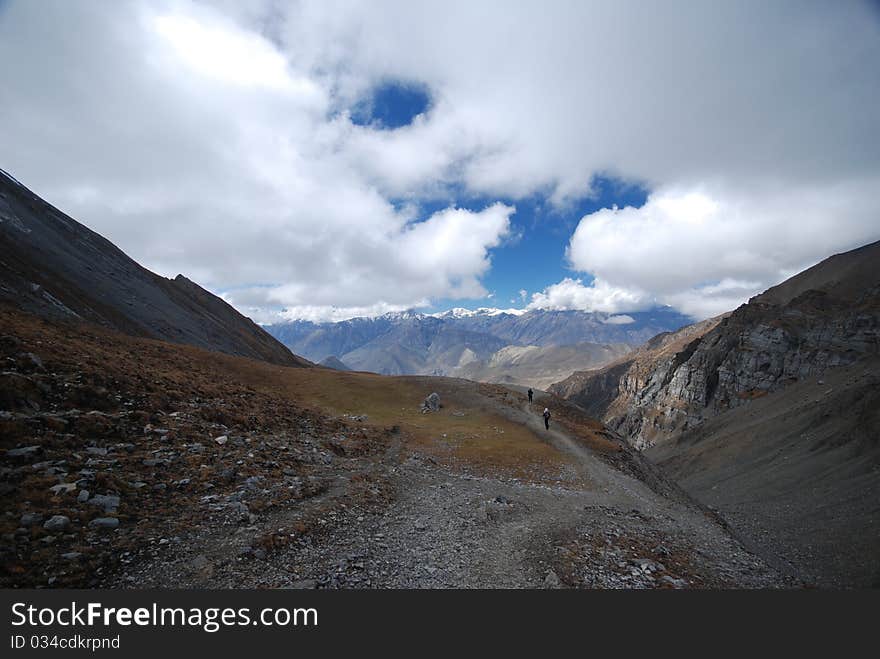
top-left (88, 494), bottom-right (120, 513)
top-left (421, 392), bottom-right (441, 413)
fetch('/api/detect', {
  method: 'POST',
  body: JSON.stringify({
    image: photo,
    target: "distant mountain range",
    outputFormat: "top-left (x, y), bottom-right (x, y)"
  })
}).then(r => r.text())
top-left (266, 307), bottom-right (692, 383)
top-left (0, 168), bottom-right (306, 367)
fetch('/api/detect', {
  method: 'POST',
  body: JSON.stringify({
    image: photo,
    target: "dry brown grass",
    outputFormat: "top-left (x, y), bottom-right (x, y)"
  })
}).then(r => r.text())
top-left (1, 307), bottom-right (574, 482)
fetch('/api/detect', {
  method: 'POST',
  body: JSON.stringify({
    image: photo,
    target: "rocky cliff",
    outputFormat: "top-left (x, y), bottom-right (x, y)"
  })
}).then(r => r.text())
top-left (551, 241), bottom-right (880, 449)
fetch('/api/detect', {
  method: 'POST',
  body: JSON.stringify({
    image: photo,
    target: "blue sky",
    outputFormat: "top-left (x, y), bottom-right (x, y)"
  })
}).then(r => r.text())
top-left (354, 81), bottom-right (651, 315)
top-left (412, 180), bottom-right (649, 314)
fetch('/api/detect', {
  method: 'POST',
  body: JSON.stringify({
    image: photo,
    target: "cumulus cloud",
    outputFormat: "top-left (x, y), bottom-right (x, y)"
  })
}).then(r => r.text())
top-left (542, 180), bottom-right (880, 319)
top-left (527, 277), bottom-right (652, 314)
top-left (1, 1), bottom-right (878, 321)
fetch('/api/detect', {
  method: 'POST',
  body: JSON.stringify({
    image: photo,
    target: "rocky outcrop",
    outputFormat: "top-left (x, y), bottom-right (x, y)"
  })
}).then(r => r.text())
top-left (551, 241), bottom-right (880, 449)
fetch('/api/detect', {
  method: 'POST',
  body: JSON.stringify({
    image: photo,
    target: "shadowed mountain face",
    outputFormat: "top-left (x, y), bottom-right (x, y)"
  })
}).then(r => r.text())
top-left (0, 169), bottom-right (306, 367)
top-left (551, 240), bottom-right (880, 587)
top-left (267, 308), bottom-right (690, 379)
top-left (551, 240), bottom-right (880, 449)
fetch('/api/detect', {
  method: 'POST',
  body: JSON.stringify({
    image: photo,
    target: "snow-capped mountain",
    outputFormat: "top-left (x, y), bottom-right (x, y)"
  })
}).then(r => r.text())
top-left (266, 307), bottom-right (691, 377)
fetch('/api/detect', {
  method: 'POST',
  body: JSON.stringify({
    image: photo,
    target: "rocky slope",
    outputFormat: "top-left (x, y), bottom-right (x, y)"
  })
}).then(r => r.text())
top-left (648, 358), bottom-right (880, 587)
top-left (0, 168), bottom-right (304, 367)
top-left (551, 241), bottom-right (880, 587)
top-left (551, 241), bottom-right (880, 449)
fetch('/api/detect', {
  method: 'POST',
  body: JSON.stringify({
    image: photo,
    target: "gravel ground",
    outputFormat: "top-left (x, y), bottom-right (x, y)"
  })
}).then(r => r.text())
top-left (104, 406), bottom-right (790, 590)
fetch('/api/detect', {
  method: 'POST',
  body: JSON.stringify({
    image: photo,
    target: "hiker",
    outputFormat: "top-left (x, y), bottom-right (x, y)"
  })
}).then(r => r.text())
top-left (542, 407), bottom-right (551, 430)
top-left (527, 388), bottom-right (533, 403)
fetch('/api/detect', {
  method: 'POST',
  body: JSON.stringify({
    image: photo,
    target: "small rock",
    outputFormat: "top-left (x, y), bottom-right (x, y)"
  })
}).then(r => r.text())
top-left (5, 445), bottom-right (41, 460)
top-left (544, 570), bottom-right (561, 588)
top-left (61, 552), bottom-right (82, 561)
top-left (43, 515), bottom-right (71, 532)
top-left (290, 579), bottom-right (317, 589)
top-left (660, 575), bottom-right (689, 589)
top-left (77, 489), bottom-right (90, 503)
top-left (88, 494), bottom-right (120, 513)
top-left (49, 483), bottom-right (77, 495)
top-left (88, 517), bottom-right (119, 530)
top-left (214, 435), bottom-right (228, 445)
top-left (20, 512), bottom-right (43, 527)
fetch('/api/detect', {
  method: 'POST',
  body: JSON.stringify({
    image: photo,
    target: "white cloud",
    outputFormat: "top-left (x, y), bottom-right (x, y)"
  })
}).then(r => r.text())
top-left (527, 277), bottom-right (651, 314)
top-left (553, 180), bottom-right (880, 319)
top-left (604, 315), bottom-right (635, 325)
top-left (1, 1), bottom-right (878, 322)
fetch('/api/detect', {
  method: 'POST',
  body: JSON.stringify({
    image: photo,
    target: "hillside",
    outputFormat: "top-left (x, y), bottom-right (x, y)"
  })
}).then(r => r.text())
top-left (453, 342), bottom-right (632, 389)
top-left (551, 240), bottom-right (880, 449)
top-left (550, 240), bottom-right (880, 586)
top-left (318, 356), bottom-right (352, 371)
top-left (0, 169), bottom-right (305, 367)
top-left (648, 359), bottom-right (880, 587)
top-left (0, 305), bottom-right (785, 589)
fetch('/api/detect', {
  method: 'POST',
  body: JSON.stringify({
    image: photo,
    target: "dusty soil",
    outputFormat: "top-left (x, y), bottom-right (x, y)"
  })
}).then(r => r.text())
top-left (1, 308), bottom-right (788, 589)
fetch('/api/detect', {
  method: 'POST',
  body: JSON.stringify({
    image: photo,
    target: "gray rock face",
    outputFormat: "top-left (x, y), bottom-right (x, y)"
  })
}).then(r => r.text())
top-left (553, 241), bottom-right (880, 449)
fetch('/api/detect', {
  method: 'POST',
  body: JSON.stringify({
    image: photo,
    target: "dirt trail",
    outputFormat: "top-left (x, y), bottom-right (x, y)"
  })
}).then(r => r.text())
top-left (110, 390), bottom-right (790, 589)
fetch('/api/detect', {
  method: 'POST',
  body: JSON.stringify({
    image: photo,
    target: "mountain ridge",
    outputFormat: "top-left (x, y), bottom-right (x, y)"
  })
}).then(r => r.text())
top-left (0, 168), bottom-right (306, 367)
top-left (267, 307), bottom-right (691, 379)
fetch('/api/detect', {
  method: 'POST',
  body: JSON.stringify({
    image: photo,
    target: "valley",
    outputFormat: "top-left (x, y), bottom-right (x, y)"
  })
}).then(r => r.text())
top-left (1, 169), bottom-right (877, 589)
top-left (0, 307), bottom-right (785, 589)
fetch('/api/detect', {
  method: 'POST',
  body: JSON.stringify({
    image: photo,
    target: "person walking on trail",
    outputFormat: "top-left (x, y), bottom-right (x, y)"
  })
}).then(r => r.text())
top-left (542, 407), bottom-right (551, 430)
top-left (527, 388), bottom-right (534, 403)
